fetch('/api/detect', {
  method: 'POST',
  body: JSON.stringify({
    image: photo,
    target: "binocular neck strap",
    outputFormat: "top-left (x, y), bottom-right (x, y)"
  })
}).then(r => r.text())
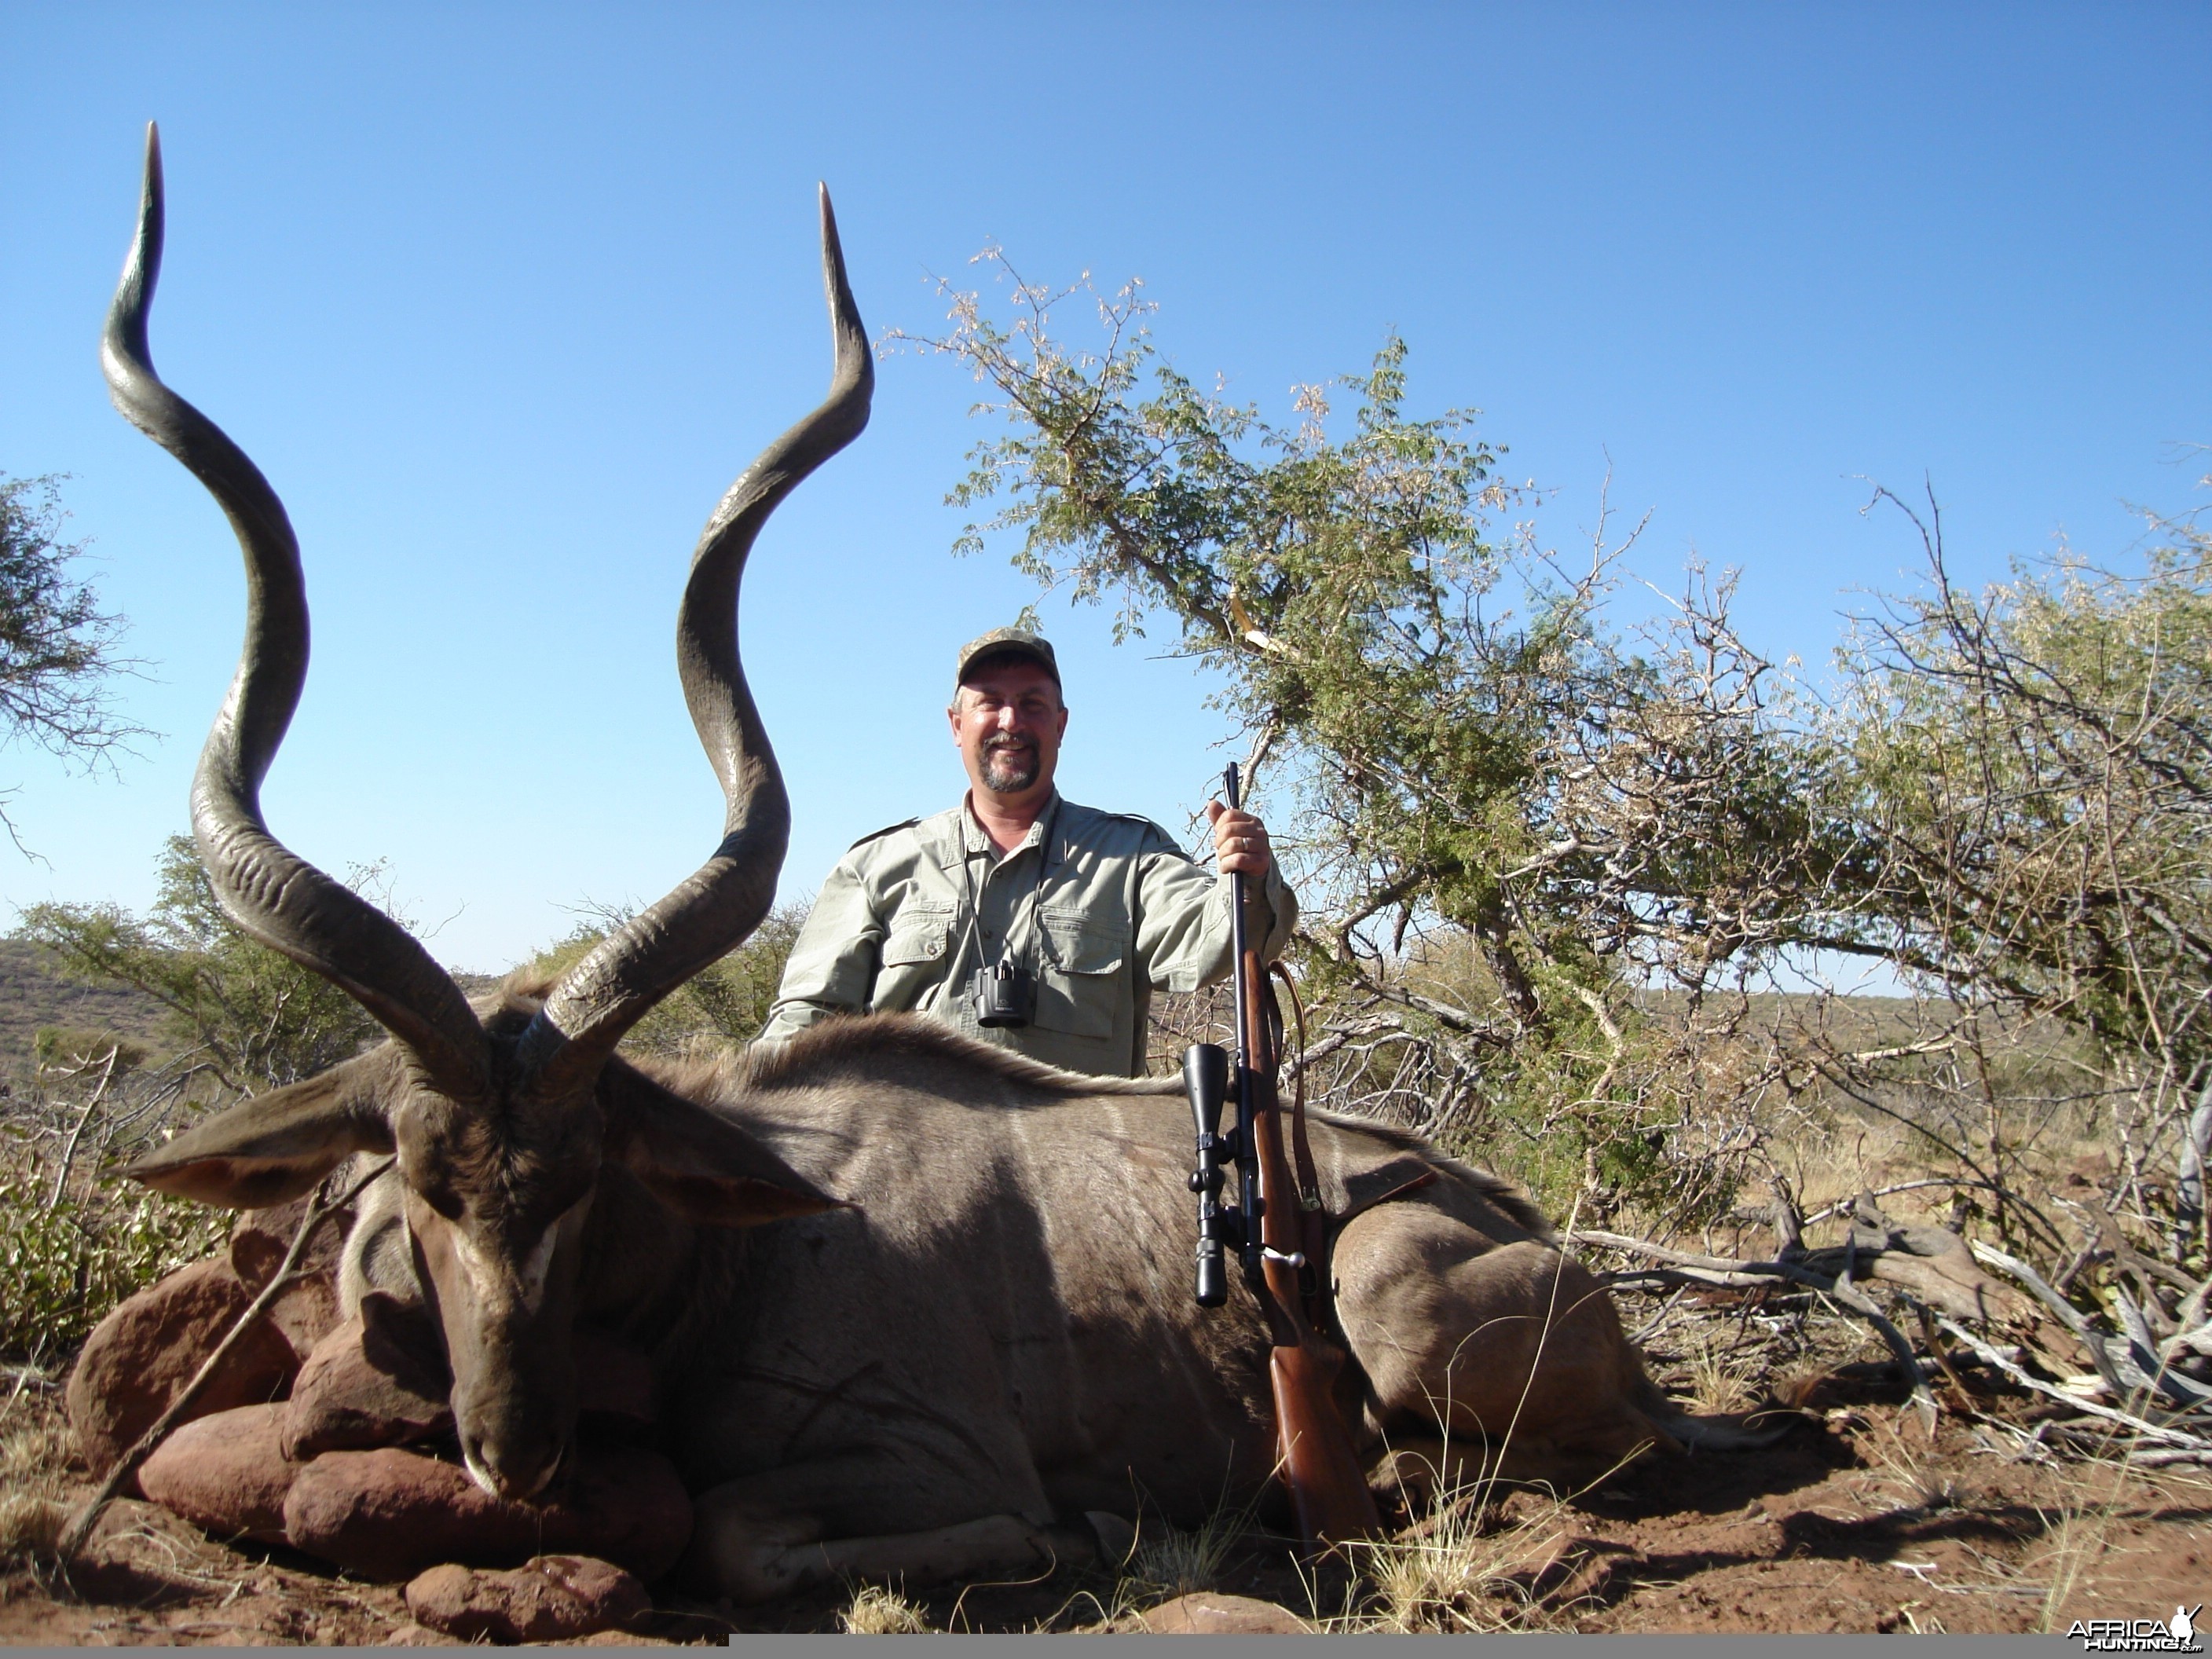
top-left (960, 798), bottom-right (1063, 970)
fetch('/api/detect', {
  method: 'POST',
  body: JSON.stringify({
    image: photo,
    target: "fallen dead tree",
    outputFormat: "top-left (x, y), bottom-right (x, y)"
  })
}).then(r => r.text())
top-left (1571, 1185), bottom-right (2212, 1465)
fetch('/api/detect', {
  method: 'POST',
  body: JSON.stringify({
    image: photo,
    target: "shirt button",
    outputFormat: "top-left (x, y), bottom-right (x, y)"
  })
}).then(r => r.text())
top-left (926, 940), bottom-right (942, 957)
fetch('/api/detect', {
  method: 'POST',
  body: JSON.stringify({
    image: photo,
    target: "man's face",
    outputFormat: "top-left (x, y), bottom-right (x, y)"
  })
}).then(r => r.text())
top-left (949, 660), bottom-right (1068, 802)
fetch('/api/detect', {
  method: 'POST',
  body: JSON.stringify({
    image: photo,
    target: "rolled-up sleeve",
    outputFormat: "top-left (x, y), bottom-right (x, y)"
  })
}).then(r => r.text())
top-left (1135, 837), bottom-right (1298, 994)
top-left (758, 857), bottom-right (886, 1042)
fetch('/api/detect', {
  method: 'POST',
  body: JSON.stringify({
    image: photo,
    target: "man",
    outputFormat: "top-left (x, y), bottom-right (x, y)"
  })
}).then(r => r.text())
top-left (759, 628), bottom-right (1294, 1076)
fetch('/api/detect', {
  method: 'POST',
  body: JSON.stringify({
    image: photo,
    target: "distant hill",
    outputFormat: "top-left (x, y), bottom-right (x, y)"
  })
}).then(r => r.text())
top-left (0, 939), bottom-right (176, 1085)
top-left (0, 939), bottom-right (505, 1088)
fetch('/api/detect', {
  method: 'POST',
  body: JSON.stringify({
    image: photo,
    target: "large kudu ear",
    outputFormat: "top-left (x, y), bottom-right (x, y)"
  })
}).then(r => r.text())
top-left (125, 1053), bottom-right (396, 1209)
top-left (597, 1066), bottom-right (842, 1228)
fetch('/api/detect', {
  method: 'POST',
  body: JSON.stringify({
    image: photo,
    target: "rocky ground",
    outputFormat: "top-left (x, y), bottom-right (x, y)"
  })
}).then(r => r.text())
top-left (5, 1184), bottom-right (2204, 1641)
top-left (3, 1362), bottom-right (2207, 1642)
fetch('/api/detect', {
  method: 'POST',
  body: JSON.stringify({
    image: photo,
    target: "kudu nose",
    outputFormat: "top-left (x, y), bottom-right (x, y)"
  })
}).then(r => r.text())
top-left (460, 1423), bottom-right (566, 1503)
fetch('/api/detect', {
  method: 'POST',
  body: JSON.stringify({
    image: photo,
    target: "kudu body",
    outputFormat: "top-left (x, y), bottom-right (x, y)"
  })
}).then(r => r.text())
top-left (111, 130), bottom-right (1727, 1600)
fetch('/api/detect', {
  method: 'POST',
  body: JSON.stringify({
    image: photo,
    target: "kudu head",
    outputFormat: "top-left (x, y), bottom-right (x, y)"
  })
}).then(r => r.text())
top-left (108, 125), bottom-right (866, 1500)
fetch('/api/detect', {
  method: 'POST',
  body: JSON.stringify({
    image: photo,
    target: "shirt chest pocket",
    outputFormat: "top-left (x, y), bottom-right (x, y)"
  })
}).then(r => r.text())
top-left (872, 902), bottom-right (956, 1013)
top-left (1032, 904), bottom-right (1127, 1038)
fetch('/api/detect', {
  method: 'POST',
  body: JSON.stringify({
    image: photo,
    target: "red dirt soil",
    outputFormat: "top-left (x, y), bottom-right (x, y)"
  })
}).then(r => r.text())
top-left (5, 1390), bottom-right (2207, 1641)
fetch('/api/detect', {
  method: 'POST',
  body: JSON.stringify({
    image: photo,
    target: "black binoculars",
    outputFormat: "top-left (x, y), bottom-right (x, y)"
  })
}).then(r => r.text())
top-left (969, 957), bottom-right (1037, 1028)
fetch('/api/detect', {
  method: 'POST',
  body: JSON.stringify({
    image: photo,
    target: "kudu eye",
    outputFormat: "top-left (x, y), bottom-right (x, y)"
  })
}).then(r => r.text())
top-left (413, 1178), bottom-right (464, 1222)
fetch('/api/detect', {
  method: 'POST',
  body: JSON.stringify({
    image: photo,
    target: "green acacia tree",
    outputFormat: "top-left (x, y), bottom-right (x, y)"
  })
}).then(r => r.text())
top-left (525, 902), bottom-right (808, 1057)
top-left (20, 836), bottom-right (383, 1094)
top-left (0, 473), bottom-right (145, 852)
top-left (1829, 485), bottom-right (2212, 1256)
top-left (897, 258), bottom-right (1855, 1216)
top-left (6, 833), bottom-right (350, 1359)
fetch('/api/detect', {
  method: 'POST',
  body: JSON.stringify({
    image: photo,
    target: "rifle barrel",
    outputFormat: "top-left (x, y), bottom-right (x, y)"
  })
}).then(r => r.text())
top-left (1223, 764), bottom-right (1263, 1287)
top-left (1219, 760), bottom-right (1384, 1549)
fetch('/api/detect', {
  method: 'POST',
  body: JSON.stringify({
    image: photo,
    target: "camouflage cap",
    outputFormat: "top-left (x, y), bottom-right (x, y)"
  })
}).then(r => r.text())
top-left (954, 627), bottom-right (1061, 691)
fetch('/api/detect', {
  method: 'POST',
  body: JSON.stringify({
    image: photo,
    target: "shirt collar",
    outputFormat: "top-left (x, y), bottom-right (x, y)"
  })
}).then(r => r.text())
top-left (958, 790), bottom-right (1062, 861)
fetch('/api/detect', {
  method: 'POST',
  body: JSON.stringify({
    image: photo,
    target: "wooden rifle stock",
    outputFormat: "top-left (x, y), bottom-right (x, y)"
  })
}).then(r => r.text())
top-left (1223, 764), bottom-right (1382, 1550)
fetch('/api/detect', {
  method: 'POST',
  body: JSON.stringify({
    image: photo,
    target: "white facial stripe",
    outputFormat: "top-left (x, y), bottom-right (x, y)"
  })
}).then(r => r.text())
top-left (517, 1221), bottom-right (559, 1312)
top-left (450, 1226), bottom-right (500, 1301)
top-left (447, 1217), bottom-right (562, 1313)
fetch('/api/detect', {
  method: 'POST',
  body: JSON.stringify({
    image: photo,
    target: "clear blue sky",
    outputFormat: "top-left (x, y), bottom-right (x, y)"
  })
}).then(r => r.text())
top-left (3, 3), bottom-right (2206, 972)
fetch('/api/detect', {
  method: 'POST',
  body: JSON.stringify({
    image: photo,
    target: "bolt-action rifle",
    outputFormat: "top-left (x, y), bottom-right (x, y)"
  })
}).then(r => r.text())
top-left (1185, 764), bottom-right (1381, 1550)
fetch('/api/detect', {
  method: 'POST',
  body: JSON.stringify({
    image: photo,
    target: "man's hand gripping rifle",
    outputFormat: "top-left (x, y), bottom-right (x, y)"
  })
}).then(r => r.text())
top-left (1184, 764), bottom-right (1382, 1550)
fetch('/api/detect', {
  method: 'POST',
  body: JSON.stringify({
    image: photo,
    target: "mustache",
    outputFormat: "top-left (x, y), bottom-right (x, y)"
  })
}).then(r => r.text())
top-left (984, 735), bottom-right (1036, 753)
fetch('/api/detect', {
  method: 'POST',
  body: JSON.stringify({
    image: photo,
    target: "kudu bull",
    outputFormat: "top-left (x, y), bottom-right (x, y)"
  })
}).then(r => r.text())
top-left (108, 126), bottom-right (1745, 1600)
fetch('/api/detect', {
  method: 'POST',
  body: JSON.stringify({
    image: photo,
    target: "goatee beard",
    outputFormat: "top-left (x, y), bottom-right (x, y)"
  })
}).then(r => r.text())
top-left (983, 743), bottom-right (1039, 793)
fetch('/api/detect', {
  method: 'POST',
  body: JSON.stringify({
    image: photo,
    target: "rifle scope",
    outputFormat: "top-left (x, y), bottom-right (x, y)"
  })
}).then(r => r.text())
top-left (1184, 1042), bottom-right (1233, 1308)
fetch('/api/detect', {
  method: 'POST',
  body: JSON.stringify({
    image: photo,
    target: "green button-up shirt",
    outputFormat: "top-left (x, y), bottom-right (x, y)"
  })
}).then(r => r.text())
top-left (758, 793), bottom-right (1297, 1077)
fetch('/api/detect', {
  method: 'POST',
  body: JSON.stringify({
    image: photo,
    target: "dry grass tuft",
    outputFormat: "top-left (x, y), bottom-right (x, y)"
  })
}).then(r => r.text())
top-left (0, 1491), bottom-right (64, 1564)
top-left (1681, 1334), bottom-right (1759, 1416)
top-left (839, 1582), bottom-right (932, 1635)
top-left (1127, 1507), bottom-right (1242, 1602)
top-left (2031, 1461), bottom-right (2140, 1634)
top-left (1049, 1502), bottom-right (1252, 1633)
top-left (1338, 1484), bottom-right (1584, 1634)
top-left (0, 1388), bottom-right (78, 1569)
top-left (1863, 1422), bottom-right (1961, 1516)
top-left (0, 1392), bottom-right (77, 1502)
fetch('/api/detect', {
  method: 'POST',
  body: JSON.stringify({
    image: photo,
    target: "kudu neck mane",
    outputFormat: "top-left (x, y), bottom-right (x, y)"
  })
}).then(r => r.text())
top-left (727, 1013), bottom-right (1186, 1101)
top-left (481, 983), bottom-right (1551, 1242)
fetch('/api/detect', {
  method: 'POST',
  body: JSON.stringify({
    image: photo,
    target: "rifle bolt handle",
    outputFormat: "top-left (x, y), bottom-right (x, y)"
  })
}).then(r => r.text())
top-left (1262, 1247), bottom-right (1307, 1268)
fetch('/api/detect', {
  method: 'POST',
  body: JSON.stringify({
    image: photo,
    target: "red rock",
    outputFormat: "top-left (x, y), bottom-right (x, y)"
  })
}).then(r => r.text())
top-left (405, 1555), bottom-right (650, 1643)
top-left (284, 1444), bottom-right (692, 1583)
top-left (137, 1402), bottom-right (297, 1545)
top-left (66, 1256), bottom-right (302, 1478)
top-left (375, 1624), bottom-right (451, 1646)
top-left (264, 1272), bottom-right (342, 1364)
top-left (1137, 1592), bottom-right (1309, 1634)
top-left (283, 1317), bottom-right (452, 1460)
top-left (228, 1193), bottom-right (349, 1288)
top-left (229, 1198), bottom-right (347, 1363)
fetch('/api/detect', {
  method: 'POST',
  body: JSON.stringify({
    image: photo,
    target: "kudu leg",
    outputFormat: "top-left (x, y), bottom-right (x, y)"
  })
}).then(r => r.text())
top-left (1330, 1202), bottom-right (1678, 1489)
top-left (682, 1463), bottom-right (1115, 1603)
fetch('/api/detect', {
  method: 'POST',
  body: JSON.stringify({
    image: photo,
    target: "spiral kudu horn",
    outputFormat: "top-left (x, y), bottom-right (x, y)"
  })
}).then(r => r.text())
top-left (517, 185), bottom-right (873, 1094)
top-left (102, 124), bottom-right (489, 1097)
